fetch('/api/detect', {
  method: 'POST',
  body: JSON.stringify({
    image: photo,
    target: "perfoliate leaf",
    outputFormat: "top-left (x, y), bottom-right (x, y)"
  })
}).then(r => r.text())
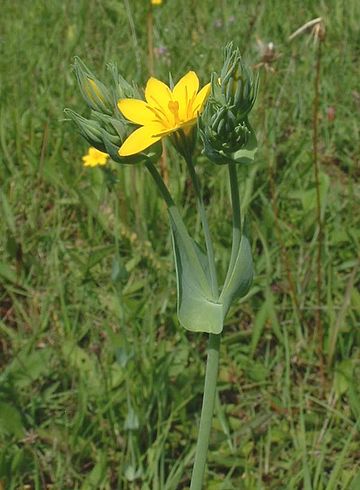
top-left (169, 207), bottom-right (253, 334)
top-left (170, 216), bottom-right (223, 334)
top-left (219, 232), bottom-right (253, 315)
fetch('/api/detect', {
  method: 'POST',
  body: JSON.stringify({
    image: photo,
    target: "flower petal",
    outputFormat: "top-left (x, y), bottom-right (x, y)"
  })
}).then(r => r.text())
top-left (145, 77), bottom-right (172, 121)
top-left (118, 123), bottom-right (164, 156)
top-left (192, 82), bottom-right (211, 115)
top-left (118, 99), bottom-right (157, 125)
top-left (82, 147), bottom-right (108, 167)
top-left (173, 71), bottom-right (199, 103)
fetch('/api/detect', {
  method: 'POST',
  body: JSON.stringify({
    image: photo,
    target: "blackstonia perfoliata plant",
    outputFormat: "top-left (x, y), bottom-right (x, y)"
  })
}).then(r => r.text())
top-left (65, 42), bottom-right (258, 490)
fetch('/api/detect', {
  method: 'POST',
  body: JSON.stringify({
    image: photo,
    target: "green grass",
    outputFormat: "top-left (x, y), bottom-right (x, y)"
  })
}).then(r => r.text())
top-left (1, 0), bottom-right (359, 488)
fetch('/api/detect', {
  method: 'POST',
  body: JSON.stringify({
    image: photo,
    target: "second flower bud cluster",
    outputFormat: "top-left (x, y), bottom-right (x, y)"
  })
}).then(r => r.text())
top-left (199, 43), bottom-right (259, 165)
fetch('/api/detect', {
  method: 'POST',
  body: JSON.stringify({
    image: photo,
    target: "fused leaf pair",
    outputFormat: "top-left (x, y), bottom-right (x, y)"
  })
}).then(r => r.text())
top-left (171, 211), bottom-right (253, 334)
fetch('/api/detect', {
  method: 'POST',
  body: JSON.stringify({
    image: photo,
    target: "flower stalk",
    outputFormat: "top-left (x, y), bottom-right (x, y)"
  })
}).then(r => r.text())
top-left (224, 162), bottom-right (241, 284)
top-left (183, 149), bottom-right (218, 297)
top-left (190, 333), bottom-right (221, 490)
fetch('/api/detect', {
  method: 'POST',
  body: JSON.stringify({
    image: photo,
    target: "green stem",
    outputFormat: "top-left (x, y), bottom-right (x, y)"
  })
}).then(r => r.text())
top-left (146, 157), bottom-right (221, 488)
top-left (190, 333), bottom-right (221, 490)
top-left (145, 158), bottom-right (174, 208)
top-left (223, 163), bottom-right (241, 288)
top-left (184, 154), bottom-right (219, 298)
top-left (145, 159), bottom-right (211, 295)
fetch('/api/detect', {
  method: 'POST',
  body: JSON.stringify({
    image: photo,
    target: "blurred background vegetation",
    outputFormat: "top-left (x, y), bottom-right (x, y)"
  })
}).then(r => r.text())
top-left (0, 0), bottom-right (359, 488)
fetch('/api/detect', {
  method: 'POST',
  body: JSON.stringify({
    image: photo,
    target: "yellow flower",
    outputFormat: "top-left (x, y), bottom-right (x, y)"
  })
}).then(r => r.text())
top-left (82, 147), bottom-right (109, 167)
top-left (151, 0), bottom-right (163, 5)
top-left (118, 71), bottom-right (210, 156)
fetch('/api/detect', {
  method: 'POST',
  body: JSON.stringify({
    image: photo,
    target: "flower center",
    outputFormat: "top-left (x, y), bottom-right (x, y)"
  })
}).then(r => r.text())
top-left (168, 100), bottom-right (181, 126)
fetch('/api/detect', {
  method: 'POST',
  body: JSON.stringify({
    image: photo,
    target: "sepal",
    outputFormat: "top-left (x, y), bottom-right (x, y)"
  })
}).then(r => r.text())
top-left (200, 118), bottom-right (257, 165)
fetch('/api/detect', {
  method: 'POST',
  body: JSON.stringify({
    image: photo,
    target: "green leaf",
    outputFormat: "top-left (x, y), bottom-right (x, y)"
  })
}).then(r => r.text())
top-left (349, 471), bottom-right (360, 490)
top-left (0, 402), bottom-right (24, 438)
top-left (219, 232), bottom-right (253, 315)
top-left (170, 218), bottom-right (223, 334)
top-left (0, 348), bottom-right (53, 389)
top-left (290, 171), bottom-right (330, 214)
top-left (169, 207), bottom-right (253, 334)
top-left (250, 301), bottom-right (268, 355)
top-left (80, 451), bottom-right (107, 490)
top-left (334, 359), bottom-right (354, 397)
top-left (0, 262), bottom-right (17, 285)
top-left (124, 406), bottom-right (139, 430)
top-left (61, 341), bottom-right (100, 392)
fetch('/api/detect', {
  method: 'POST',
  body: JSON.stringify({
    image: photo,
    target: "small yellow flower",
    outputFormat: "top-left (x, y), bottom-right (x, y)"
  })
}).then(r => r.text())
top-left (82, 147), bottom-right (109, 167)
top-left (151, 0), bottom-right (163, 5)
top-left (118, 71), bottom-right (210, 156)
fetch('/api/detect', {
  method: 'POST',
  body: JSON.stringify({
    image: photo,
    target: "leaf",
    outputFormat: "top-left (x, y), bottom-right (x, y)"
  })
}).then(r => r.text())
top-left (0, 262), bottom-right (17, 285)
top-left (290, 171), bottom-right (330, 214)
top-left (219, 232), bottom-right (253, 315)
top-left (0, 348), bottom-right (53, 389)
top-left (349, 471), bottom-right (360, 490)
top-left (0, 190), bottom-right (16, 234)
top-left (169, 206), bottom-right (253, 334)
top-left (80, 451), bottom-right (107, 490)
top-left (334, 359), bottom-right (354, 397)
top-left (61, 341), bottom-right (100, 392)
top-left (0, 402), bottom-right (24, 438)
top-left (250, 301), bottom-right (268, 355)
top-left (124, 406), bottom-right (139, 430)
top-left (124, 465), bottom-right (141, 482)
top-left (111, 255), bottom-right (129, 283)
top-left (170, 216), bottom-right (223, 334)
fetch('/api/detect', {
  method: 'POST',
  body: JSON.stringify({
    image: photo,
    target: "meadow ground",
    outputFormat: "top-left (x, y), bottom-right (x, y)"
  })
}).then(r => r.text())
top-left (0, 0), bottom-right (359, 488)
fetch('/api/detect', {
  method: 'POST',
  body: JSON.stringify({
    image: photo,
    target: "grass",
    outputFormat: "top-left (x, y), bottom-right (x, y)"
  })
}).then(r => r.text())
top-left (0, 0), bottom-right (359, 488)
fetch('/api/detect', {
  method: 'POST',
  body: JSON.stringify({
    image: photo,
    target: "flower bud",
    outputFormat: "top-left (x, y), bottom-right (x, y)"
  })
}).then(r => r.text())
top-left (73, 57), bottom-right (114, 115)
top-left (64, 109), bottom-right (106, 150)
top-left (107, 62), bottom-right (141, 101)
top-left (218, 43), bottom-right (258, 118)
top-left (65, 109), bottom-right (162, 165)
top-left (67, 59), bottom-right (162, 165)
top-left (199, 43), bottom-right (258, 165)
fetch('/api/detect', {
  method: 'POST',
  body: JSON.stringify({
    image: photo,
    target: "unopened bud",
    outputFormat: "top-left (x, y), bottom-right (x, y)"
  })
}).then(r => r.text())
top-left (217, 43), bottom-right (258, 119)
top-left (73, 57), bottom-right (114, 115)
top-left (67, 59), bottom-right (162, 165)
top-left (199, 43), bottom-right (258, 165)
top-left (107, 63), bottom-right (141, 101)
top-left (64, 109), bottom-right (106, 150)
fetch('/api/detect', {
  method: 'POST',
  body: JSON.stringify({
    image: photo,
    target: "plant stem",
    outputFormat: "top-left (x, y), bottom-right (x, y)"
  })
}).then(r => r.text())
top-left (146, 158), bottom-right (221, 487)
top-left (146, 6), bottom-right (154, 76)
top-left (190, 333), bottom-right (221, 490)
top-left (184, 154), bottom-right (218, 298)
top-left (223, 163), bottom-right (241, 287)
top-left (145, 159), bottom-right (174, 208)
top-left (312, 32), bottom-right (324, 367)
top-left (145, 159), bottom-right (211, 294)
